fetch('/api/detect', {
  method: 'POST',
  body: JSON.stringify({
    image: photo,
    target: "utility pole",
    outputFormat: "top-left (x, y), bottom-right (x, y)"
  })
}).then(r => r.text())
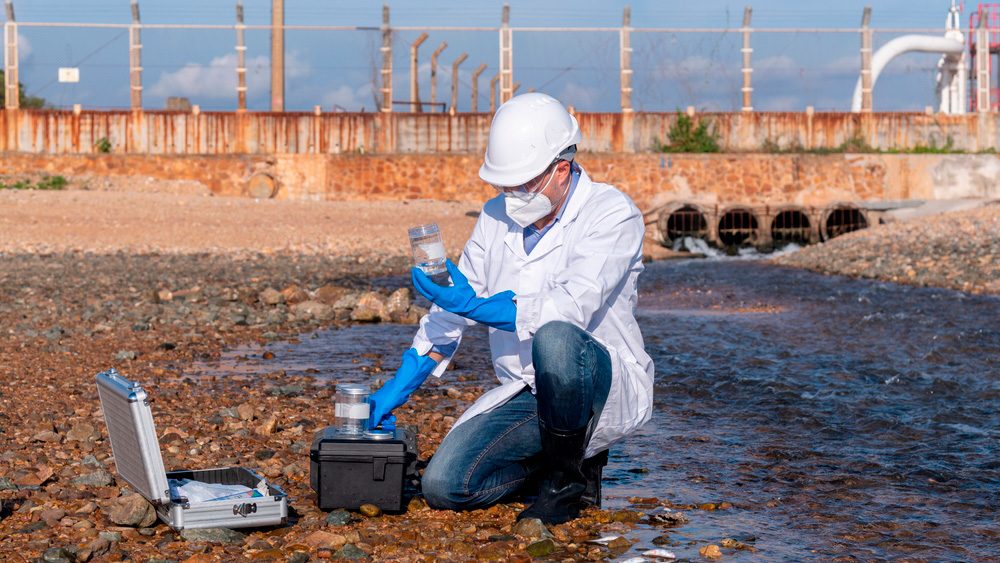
top-left (236, 2), bottom-right (247, 111)
top-left (741, 6), bottom-right (753, 111)
top-left (4, 0), bottom-right (18, 109)
top-left (860, 6), bottom-right (872, 112)
top-left (499, 4), bottom-right (513, 104)
top-left (130, 0), bottom-right (142, 110)
top-left (620, 6), bottom-right (632, 113)
top-left (380, 5), bottom-right (392, 112)
top-left (271, 0), bottom-right (284, 112)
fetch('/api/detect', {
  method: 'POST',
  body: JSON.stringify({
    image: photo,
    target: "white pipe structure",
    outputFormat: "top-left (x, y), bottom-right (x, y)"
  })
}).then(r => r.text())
top-left (851, 35), bottom-right (965, 113)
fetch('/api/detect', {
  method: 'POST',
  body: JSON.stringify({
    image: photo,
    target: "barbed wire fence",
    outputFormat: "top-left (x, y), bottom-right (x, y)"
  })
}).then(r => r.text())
top-left (2, 5), bottom-right (991, 114)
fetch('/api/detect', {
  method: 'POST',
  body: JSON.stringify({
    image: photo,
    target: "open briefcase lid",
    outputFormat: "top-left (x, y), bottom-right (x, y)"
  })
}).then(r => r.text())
top-left (96, 368), bottom-right (171, 505)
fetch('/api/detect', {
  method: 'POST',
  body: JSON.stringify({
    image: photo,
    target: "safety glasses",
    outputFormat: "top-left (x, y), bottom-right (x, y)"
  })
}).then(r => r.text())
top-left (491, 161), bottom-right (558, 195)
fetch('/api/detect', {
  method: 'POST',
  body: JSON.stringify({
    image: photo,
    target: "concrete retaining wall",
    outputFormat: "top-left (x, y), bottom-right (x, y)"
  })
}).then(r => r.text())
top-left (2, 152), bottom-right (997, 212)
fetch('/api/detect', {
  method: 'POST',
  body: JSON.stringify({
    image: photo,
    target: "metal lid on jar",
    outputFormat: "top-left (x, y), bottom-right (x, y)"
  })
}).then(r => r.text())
top-left (363, 429), bottom-right (393, 440)
top-left (337, 384), bottom-right (370, 395)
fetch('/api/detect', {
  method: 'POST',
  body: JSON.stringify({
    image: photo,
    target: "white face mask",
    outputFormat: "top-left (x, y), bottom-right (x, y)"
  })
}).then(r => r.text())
top-left (504, 190), bottom-right (554, 228)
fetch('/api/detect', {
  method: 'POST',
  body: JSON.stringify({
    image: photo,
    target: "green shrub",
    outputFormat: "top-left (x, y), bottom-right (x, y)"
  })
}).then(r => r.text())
top-left (0, 175), bottom-right (68, 190)
top-left (653, 112), bottom-right (720, 153)
top-left (95, 137), bottom-right (112, 153)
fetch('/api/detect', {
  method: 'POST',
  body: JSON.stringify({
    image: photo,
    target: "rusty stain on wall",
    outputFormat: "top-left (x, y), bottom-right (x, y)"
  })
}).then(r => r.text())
top-left (3, 109), bottom-right (1000, 155)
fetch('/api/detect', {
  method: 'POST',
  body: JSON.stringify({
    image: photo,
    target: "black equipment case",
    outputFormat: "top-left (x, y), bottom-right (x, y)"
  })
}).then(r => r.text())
top-left (309, 426), bottom-right (418, 512)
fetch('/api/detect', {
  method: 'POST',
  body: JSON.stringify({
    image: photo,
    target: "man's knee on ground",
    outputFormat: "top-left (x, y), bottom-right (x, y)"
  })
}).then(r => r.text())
top-left (421, 464), bottom-right (466, 510)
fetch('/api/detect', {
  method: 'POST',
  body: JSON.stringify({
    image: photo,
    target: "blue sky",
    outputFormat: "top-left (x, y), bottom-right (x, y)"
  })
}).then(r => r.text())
top-left (4, 1), bottom-right (971, 112)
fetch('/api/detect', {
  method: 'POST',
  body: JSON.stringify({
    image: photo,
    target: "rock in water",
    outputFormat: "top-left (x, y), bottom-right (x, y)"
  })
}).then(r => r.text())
top-left (512, 517), bottom-right (553, 539)
top-left (525, 538), bottom-right (556, 557)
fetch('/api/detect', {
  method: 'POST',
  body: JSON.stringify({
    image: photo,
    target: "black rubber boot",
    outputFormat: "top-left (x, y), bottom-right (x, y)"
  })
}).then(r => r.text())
top-left (517, 420), bottom-right (589, 525)
top-left (580, 449), bottom-right (608, 508)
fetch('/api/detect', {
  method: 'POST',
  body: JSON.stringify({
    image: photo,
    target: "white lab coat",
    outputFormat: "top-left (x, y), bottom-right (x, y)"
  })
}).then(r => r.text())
top-left (411, 166), bottom-right (654, 458)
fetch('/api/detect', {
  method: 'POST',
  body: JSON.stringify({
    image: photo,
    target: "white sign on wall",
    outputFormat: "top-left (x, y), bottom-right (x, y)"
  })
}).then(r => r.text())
top-left (58, 68), bottom-right (80, 83)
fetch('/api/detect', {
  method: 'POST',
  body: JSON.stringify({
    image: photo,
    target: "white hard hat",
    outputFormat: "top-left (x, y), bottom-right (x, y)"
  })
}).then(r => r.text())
top-left (478, 92), bottom-right (582, 188)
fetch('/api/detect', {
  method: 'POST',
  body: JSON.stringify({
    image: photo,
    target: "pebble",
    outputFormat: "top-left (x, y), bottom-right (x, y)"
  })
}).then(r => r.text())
top-left (70, 470), bottom-right (114, 487)
top-left (699, 544), bottom-right (722, 559)
top-left (331, 544), bottom-right (368, 559)
top-left (512, 517), bottom-right (553, 539)
top-left (525, 538), bottom-right (556, 557)
top-left (40, 547), bottom-right (76, 563)
top-left (324, 510), bottom-right (351, 526)
top-left (358, 504), bottom-right (381, 518)
top-left (109, 493), bottom-right (157, 527)
top-left (179, 527), bottom-right (247, 544)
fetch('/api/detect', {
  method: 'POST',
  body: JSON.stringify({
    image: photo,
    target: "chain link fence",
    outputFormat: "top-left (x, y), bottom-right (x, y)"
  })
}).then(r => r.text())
top-left (4, 20), bottom-right (985, 113)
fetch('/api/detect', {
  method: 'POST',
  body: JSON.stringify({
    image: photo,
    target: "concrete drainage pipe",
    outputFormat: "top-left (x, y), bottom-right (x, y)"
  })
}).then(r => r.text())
top-left (770, 207), bottom-right (815, 246)
top-left (821, 204), bottom-right (869, 241)
top-left (717, 207), bottom-right (760, 247)
top-left (657, 203), bottom-right (710, 248)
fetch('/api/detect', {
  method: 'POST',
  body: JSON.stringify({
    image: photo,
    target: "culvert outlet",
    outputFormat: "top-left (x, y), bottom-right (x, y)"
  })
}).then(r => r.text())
top-left (658, 204), bottom-right (709, 247)
top-left (717, 208), bottom-right (760, 246)
top-left (770, 209), bottom-right (813, 245)
top-left (822, 204), bottom-right (868, 240)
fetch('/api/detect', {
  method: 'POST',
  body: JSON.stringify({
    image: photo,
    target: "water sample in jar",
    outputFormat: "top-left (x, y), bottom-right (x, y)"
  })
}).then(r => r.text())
top-left (408, 223), bottom-right (451, 285)
top-left (334, 384), bottom-right (371, 436)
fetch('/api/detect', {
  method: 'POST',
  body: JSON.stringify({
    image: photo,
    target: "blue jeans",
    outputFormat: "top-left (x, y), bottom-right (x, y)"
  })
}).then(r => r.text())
top-left (421, 321), bottom-right (612, 511)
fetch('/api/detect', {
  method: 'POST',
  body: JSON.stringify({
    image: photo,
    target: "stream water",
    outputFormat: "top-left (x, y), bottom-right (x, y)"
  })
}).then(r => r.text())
top-left (191, 258), bottom-right (1000, 562)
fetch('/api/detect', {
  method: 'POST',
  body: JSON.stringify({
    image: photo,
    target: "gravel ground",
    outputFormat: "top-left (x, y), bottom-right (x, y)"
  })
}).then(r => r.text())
top-left (1, 186), bottom-right (997, 563)
top-left (772, 202), bottom-right (1000, 294)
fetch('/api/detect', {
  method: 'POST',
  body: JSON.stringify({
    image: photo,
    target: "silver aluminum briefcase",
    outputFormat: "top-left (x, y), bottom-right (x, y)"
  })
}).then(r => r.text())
top-left (96, 368), bottom-right (288, 530)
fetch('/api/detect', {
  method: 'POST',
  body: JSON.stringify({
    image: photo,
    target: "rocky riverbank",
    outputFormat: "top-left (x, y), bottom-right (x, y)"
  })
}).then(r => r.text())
top-left (772, 202), bottom-right (1000, 294)
top-left (1, 188), bottom-right (997, 563)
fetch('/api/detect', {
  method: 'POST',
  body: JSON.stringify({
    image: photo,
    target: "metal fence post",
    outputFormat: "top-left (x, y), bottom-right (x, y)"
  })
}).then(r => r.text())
top-left (490, 72), bottom-right (500, 113)
top-left (410, 32), bottom-right (428, 112)
top-left (741, 6), bottom-right (753, 112)
top-left (471, 63), bottom-right (487, 112)
top-left (620, 6), bottom-right (632, 113)
top-left (451, 53), bottom-right (467, 112)
top-left (499, 4), bottom-right (513, 104)
top-left (4, 0), bottom-right (17, 110)
top-left (380, 4), bottom-right (392, 113)
top-left (236, 2), bottom-right (247, 112)
top-left (130, 0), bottom-right (143, 110)
top-left (860, 6), bottom-right (872, 113)
top-left (430, 42), bottom-right (446, 113)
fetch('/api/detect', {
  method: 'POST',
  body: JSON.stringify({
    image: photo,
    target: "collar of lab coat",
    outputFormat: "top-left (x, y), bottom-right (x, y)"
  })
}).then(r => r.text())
top-left (503, 164), bottom-right (594, 262)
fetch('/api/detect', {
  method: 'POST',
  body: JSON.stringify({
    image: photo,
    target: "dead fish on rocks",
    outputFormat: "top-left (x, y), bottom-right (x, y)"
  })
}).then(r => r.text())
top-left (642, 548), bottom-right (677, 559)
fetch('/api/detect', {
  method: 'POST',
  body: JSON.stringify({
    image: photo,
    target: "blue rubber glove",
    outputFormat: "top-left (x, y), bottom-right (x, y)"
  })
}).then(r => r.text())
top-left (412, 260), bottom-right (517, 332)
top-left (368, 348), bottom-right (438, 429)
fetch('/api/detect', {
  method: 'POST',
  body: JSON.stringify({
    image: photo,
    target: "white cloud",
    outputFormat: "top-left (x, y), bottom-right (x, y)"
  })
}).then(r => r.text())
top-left (321, 83), bottom-right (375, 111)
top-left (756, 55), bottom-right (798, 75)
top-left (148, 51), bottom-right (310, 100)
top-left (557, 83), bottom-right (600, 109)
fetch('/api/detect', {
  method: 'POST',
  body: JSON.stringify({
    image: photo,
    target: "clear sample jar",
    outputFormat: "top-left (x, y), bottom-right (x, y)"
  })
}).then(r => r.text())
top-left (408, 223), bottom-right (451, 285)
top-left (334, 384), bottom-right (371, 436)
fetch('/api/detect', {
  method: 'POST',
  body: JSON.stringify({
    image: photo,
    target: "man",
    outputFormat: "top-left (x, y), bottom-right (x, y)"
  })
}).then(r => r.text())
top-left (370, 92), bottom-right (653, 525)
